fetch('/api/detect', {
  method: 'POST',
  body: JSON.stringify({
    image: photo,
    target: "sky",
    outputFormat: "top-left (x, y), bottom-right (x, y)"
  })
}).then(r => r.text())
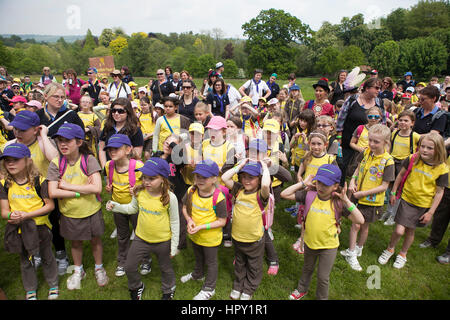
top-left (0, 0), bottom-right (418, 38)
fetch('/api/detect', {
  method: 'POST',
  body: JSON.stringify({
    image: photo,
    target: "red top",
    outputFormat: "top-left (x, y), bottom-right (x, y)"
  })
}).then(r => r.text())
top-left (304, 100), bottom-right (335, 117)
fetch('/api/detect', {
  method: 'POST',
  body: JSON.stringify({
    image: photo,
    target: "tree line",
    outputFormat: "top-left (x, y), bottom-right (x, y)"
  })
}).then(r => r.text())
top-left (0, 0), bottom-right (448, 80)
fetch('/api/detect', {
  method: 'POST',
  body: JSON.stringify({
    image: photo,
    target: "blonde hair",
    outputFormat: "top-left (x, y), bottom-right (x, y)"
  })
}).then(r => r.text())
top-left (43, 82), bottom-right (66, 99)
top-left (79, 94), bottom-right (94, 112)
top-left (133, 176), bottom-right (171, 206)
top-left (368, 124), bottom-right (391, 152)
top-left (416, 132), bottom-right (446, 167)
top-left (316, 115), bottom-right (336, 136)
top-left (195, 101), bottom-right (210, 113)
top-left (303, 129), bottom-right (329, 167)
top-left (0, 158), bottom-right (40, 191)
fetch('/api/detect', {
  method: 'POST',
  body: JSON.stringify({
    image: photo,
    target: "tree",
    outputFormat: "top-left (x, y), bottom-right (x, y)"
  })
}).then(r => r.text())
top-left (223, 59), bottom-right (238, 78)
top-left (109, 36), bottom-right (128, 56)
top-left (315, 47), bottom-right (344, 75)
top-left (126, 34), bottom-right (151, 76)
top-left (222, 43), bottom-right (234, 59)
top-left (184, 55), bottom-right (201, 77)
top-left (0, 41), bottom-right (12, 70)
top-left (341, 45), bottom-right (366, 70)
top-left (383, 8), bottom-right (408, 41)
top-left (369, 40), bottom-right (400, 76)
top-left (404, 0), bottom-right (450, 39)
top-left (242, 9), bottom-right (312, 75)
top-left (197, 54), bottom-right (215, 77)
top-left (83, 29), bottom-right (97, 51)
top-left (338, 14), bottom-right (365, 46)
top-left (99, 28), bottom-right (114, 47)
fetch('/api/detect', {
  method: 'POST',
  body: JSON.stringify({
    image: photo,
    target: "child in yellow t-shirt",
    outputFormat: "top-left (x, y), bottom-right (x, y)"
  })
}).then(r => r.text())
top-left (378, 132), bottom-right (448, 269)
top-left (78, 95), bottom-right (100, 159)
top-left (138, 96), bottom-right (157, 160)
top-left (180, 160), bottom-right (227, 300)
top-left (342, 124), bottom-right (395, 271)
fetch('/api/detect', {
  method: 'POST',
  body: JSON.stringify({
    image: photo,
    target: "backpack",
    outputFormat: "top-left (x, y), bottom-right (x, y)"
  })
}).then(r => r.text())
top-left (107, 159), bottom-right (138, 189)
top-left (187, 185), bottom-right (233, 222)
top-left (396, 153), bottom-right (418, 200)
top-left (391, 130), bottom-right (414, 155)
top-left (58, 154), bottom-right (101, 202)
top-left (413, 108), bottom-right (450, 138)
top-left (235, 187), bottom-right (275, 230)
top-left (2, 176), bottom-right (43, 205)
top-left (298, 190), bottom-right (342, 232)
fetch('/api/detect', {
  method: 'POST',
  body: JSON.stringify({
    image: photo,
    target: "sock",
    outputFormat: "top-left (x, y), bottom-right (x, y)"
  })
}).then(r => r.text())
top-left (95, 264), bottom-right (103, 270)
top-left (74, 265), bottom-right (84, 273)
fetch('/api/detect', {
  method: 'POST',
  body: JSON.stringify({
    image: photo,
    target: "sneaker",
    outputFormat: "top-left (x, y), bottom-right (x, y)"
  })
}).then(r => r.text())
top-left (345, 254), bottom-right (363, 271)
top-left (67, 269), bottom-right (86, 290)
top-left (267, 264), bottom-right (279, 276)
top-left (419, 239), bottom-right (435, 248)
top-left (162, 290), bottom-right (175, 300)
top-left (55, 250), bottom-right (69, 276)
top-left (130, 282), bottom-right (145, 300)
top-left (140, 262), bottom-right (152, 275)
top-left (230, 289), bottom-right (241, 300)
top-left (223, 240), bottom-right (232, 248)
top-left (33, 254), bottom-right (42, 270)
top-left (378, 249), bottom-right (394, 265)
top-left (289, 289), bottom-right (307, 300)
top-left (284, 205), bottom-right (297, 213)
top-left (48, 287), bottom-right (59, 300)
top-left (384, 216), bottom-right (395, 226)
top-left (130, 230), bottom-right (135, 240)
top-left (240, 293), bottom-right (252, 300)
top-left (110, 228), bottom-right (117, 239)
top-left (180, 272), bottom-right (204, 283)
top-left (115, 266), bottom-right (126, 277)
top-left (380, 211), bottom-right (391, 221)
top-left (340, 246), bottom-right (362, 257)
top-left (193, 289), bottom-right (215, 300)
top-left (393, 254), bottom-right (407, 269)
top-left (95, 267), bottom-right (109, 287)
top-left (436, 252), bottom-right (450, 264)
top-left (294, 224), bottom-right (302, 229)
top-left (26, 291), bottom-right (37, 300)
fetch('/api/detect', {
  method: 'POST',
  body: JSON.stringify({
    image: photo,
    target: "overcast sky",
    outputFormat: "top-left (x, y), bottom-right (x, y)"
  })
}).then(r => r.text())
top-left (0, 0), bottom-right (417, 38)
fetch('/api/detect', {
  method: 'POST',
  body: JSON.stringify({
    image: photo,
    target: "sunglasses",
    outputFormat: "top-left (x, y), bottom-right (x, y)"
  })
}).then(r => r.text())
top-left (182, 86), bottom-right (192, 89)
top-left (367, 115), bottom-right (381, 120)
top-left (317, 124), bottom-right (330, 128)
top-left (111, 108), bottom-right (127, 114)
top-left (157, 73), bottom-right (164, 76)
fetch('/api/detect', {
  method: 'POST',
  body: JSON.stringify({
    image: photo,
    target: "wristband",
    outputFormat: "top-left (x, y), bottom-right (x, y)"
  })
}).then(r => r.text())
top-left (347, 203), bottom-right (356, 212)
top-left (205, 223), bottom-right (211, 230)
top-left (336, 135), bottom-right (342, 139)
top-left (75, 192), bottom-right (81, 198)
top-left (352, 175), bottom-right (358, 180)
top-left (390, 191), bottom-right (396, 196)
top-left (7, 212), bottom-right (11, 220)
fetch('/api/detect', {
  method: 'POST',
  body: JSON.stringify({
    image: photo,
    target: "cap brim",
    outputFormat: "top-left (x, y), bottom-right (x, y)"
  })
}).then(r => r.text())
top-left (312, 175), bottom-right (338, 186)
top-left (192, 169), bottom-right (215, 178)
top-left (51, 132), bottom-right (84, 140)
top-left (10, 121), bottom-right (33, 131)
top-left (104, 142), bottom-right (131, 150)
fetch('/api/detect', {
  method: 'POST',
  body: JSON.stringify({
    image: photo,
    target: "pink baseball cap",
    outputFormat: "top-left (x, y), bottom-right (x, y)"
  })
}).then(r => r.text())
top-left (206, 115), bottom-right (227, 130)
top-left (25, 100), bottom-right (43, 109)
top-left (11, 96), bottom-right (28, 104)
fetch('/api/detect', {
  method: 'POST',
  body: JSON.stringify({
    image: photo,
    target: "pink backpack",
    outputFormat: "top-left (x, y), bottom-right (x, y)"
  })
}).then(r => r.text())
top-left (396, 153), bottom-right (418, 200)
top-left (298, 190), bottom-right (342, 230)
top-left (212, 185), bottom-right (233, 222)
top-left (107, 159), bottom-right (139, 189)
top-left (235, 188), bottom-right (275, 230)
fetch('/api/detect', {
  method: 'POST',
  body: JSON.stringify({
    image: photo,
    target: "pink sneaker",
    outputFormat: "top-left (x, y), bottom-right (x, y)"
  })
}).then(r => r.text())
top-left (267, 265), bottom-right (279, 275)
top-left (289, 289), bottom-right (307, 300)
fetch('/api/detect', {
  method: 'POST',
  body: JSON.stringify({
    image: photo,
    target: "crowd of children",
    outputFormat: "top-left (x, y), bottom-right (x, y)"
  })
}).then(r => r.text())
top-left (0, 67), bottom-right (449, 301)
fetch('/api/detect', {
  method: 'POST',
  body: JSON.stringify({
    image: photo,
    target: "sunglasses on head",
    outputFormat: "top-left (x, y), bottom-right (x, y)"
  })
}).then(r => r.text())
top-left (111, 108), bottom-right (126, 114)
top-left (367, 115), bottom-right (380, 120)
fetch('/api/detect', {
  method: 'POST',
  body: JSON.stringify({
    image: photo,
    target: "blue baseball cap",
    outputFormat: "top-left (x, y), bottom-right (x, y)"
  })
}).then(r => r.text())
top-left (137, 157), bottom-right (170, 178)
top-left (9, 110), bottom-right (40, 130)
top-left (0, 143), bottom-right (31, 160)
top-left (404, 71), bottom-right (413, 77)
top-left (290, 84), bottom-right (300, 91)
top-left (104, 134), bottom-right (132, 150)
top-left (239, 161), bottom-right (262, 177)
top-left (193, 159), bottom-right (219, 178)
top-left (52, 123), bottom-right (85, 140)
top-left (248, 139), bottom-right (268, 153)
top-left (313, 164), bottom-right (341, 186)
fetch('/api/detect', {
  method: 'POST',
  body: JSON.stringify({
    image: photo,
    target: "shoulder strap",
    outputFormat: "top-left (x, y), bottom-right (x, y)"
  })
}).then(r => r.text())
top-left (391, 130), bottom-right (400, 153)
top-left (80, 154), bottom-right (89, 176)
top-left (128, 159), bottom-right (137, 187)
top-left (307, 100), bottom-right (314, 109)
top-left (409, 131), bottom-right (414, 154)
top-left (33, 176), bottom-right (44, 205)
top-left (163, 115), bottom-right (174, 133)
top-left (356, 125), bottom-right (365, 138)
top-left (302, 191), bottom-right (317, 224)
top-left (212, 187), bottom-right (221, 215)
top-left (108, 160), bottom-right (115, 186)
top-left (58, 156), bottom-right (68, 178)
top-left (397, 153), bottom-right (418, 199)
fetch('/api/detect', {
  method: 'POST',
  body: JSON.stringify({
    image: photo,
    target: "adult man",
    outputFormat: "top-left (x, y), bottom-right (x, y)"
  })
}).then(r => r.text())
top-left (81, 67), bottom-right (103, 106)
top-left (215, 62), bottom-right (224, 78)
top-left (107, 69), bottom-right (132, 101)
top-left (239, 69), bottom-right (271, 107)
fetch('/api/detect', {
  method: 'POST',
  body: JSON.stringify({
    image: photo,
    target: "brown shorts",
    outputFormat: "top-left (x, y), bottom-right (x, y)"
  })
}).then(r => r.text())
top-left (395, 199), bottom-right (429, 229)
top-left (60, 209), bottom-right (105, 241)
top-left (357, 204), bottom-right (382, 223)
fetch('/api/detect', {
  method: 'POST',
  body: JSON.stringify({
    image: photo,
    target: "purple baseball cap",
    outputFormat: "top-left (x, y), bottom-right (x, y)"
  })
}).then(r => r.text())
top-left (239, 161), bottom-right (262, 177)
top-left (248, 139), bottom-right (268, 153)
top-left (51, 123), bottom-right (85, 140)
top-left (137, 157), bottom-right (170, 178)
top-left (313, 164), bottom-right (341, 186)
top-left (9, 110), bottom-right (40, 130)
top-left (0, 143), bottom-right (31, 159)
top-left (193, 159), bottom-right (219, 178)
top-left (104, 134), bottom-right (132, 150)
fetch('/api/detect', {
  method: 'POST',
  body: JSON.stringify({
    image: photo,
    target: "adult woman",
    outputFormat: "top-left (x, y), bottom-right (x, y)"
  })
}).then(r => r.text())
top-left (206, 78), bottom-right (230, 119)
top-left (277, 88), bottom-right (289, 112)
top-left (202, 71), bottom-right (218, 99)
top-left (329, 70), bottom-right (347, 106)
top-left (121, 66), bottom-right (134, 84)
top-left (81, 67), bottom-right (102, 106)
top-left (165, 66), bottom-right (174, 81)
top-left (413, 85), bottom-right (447, 136)
top-left (178, 80), bottom-right (198, 123)
top-left (304, 79), bottom-right (334, 117)
top-left (336, 78), bottom-right (385, 182)
top-left (39, 67), bottom-right (57, 86)
top-left (378, 77), bottom-right (394, 101)
top-left (64, 69), bottom-right (86, 106)
top-left (98, 97), bottom-right (144, 168)
top-left (107, 70), bottom-right (132, 101)
top-left (37, 82), bottom-right (85, 138)
top-left (150, 69), bottom-right (175, 105)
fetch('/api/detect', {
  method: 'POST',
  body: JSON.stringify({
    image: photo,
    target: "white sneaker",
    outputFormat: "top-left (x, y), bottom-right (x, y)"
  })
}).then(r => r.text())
top-left (384, 216), bottom-right (395, 226)
top-left (95, 267), bottom-right (109, 287)
top-left (110, 228), bottom-right (117, 239)
top-left (340, 246), bottom-right (362, 257)
top-left (130, 230), bottom-right (135, 240)
top-left (180, 272), bottom-right (204, 283)
top-left (393, 254), bottom-right (407, 269)
top-left (345, 254), bottom-right (363, 271)
top-left (115, 266), bottom-right (126, 277)
top-left (223, 240), bottom-right (232, 248)
top-left (230, 289), bottom-right (241, 300)
top-left (378, 249), bottom-right (394, 265)
top-left (240, 293), bottom-right (252, 300)
top-left (193, 289), bottom-right (215, 300)
top-left (67, 269), bottom-right (86, 290)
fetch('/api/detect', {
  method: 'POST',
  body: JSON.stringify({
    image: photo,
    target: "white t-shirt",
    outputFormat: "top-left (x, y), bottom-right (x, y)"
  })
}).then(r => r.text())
top-left (226, 84), bottom-right (242, 107)
top-left (107, 82), bottom-right (131, 101)
top-left (242, 79), bottom-right (269, 105)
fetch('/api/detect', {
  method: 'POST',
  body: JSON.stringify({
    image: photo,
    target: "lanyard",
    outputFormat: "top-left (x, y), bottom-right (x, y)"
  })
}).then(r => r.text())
top-left (214, 94), bottom-right (224, 113)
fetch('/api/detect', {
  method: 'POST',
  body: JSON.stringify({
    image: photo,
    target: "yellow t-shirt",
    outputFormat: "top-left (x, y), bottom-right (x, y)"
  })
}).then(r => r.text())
top-left (357, 149), bottom-right (394, 206)
top-left (188, 186), bottom-right (225, 247)
top-left (241, 116), bottom-right (259, 139)
top-left (158, 115), bottom-right (181, 151)
top-left (304, 196), bottom-right (339, 250)
top-left (355, 125), bottom-right (369, 149)
top-left (303, 153), bottom-right (336, 180)
top-left (202, 139), bottom-right (234, 170)
top-left (181, 144), bottom-right (202, 186)
top-left (292, 129), bottom-right (309, 166)
top-left (232, 187), bottom-right (265, 243)
top-left (105, 160), bottom-right (143, 204)
top-left (268, 139), bottom-right (282, 188)
top-left (1, 176), bottom-right (51, 229)
top-left (390, 130), bottom-right (421, 160)
top-left (48, 155), bottom-right (102, 218)
top-left (78, 112), bottom-right (98, 128)
top-left (402, 156), bottom-right (449, 208)
top-left (135, 189), bottom-right (171, 243)
top-left (28, 139), bottom-right (50, 177)
top-left (139, 112), bottom-right (156, 136)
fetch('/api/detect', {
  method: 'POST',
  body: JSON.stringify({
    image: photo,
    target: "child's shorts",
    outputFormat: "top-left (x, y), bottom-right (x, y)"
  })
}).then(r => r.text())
top-left (60, 209), bottom-right (105, 241)
top-left (394, 199), bottom-right (429, 229)
top-left (357, 204), bottom-right (383, 223)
